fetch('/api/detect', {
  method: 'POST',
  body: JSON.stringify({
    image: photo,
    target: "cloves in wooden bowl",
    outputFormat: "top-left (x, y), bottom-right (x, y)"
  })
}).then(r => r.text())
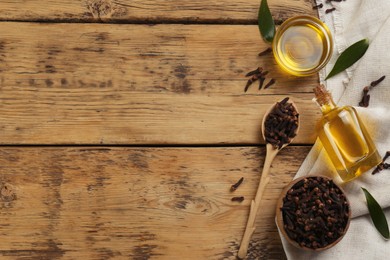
top-left (276, 175), bottom-right (351, 251)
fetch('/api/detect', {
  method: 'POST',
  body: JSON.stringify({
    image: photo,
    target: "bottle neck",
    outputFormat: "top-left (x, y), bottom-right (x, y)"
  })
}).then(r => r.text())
top-left (315, 98), bottom-right (337, 114)
top-left (313, 84), bottom-right (338, 114)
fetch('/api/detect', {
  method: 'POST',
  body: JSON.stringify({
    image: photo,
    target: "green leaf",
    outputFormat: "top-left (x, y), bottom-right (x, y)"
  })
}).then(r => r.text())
top-left (362, 188), bottom-right (390, 239)
top-left (258, 0), bottom-right (275, 43)
top-left (326, 39), bottom-right (369, 80)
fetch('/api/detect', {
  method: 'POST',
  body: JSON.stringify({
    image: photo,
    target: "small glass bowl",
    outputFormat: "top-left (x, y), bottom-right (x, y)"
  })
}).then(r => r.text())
top-left (272, 15), bottom-right (333, 77)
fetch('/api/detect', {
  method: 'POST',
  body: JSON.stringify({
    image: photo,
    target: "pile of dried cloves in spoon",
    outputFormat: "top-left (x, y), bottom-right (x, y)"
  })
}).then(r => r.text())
top-left (263, 97), bottom-right (299, 149)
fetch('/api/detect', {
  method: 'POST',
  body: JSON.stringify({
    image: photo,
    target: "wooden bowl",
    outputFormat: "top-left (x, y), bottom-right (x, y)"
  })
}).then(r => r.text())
top-left (276, 175), bottom-right (351, 251)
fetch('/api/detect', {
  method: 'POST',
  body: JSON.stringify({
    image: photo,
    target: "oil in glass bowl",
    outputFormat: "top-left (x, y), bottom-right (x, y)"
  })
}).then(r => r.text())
top-left (272, 15), bottom-right (333, 76)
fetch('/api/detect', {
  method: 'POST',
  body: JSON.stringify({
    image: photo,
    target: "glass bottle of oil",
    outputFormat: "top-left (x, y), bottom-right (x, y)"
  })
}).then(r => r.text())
top-left (313, 85), bottom-right (381, 181)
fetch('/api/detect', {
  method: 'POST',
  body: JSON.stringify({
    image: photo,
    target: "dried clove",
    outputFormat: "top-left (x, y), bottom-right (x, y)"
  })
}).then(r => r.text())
top-left (231, 196), bottom-right (245, 202)
top-left (281, 177), bottom-right (350, 249)
top-left (245, 67), bottom-right (262, 77)
top-left (264, 78), bottom-right (276, 89)
top-left (258, 71), bottom-right (269, 90)
top-left (359, 75), bottom-right (386, 107)
top-left (244, 74), bottom-right (259, 92)
top-left (383, 151), bottom-right (390, 162)
top-left (258, 77), bottom-right (266, 90)
top-left (359, 92), bottom-right (370, 107)
top-left (372, 151), bottom-right (390, 175)
top-left (263, 97), bottom-right (299, 149)
top-left (230, 177), bottom-right (244, 191)
top-left (258, 47), bottom-right (272, 56)
top-left (325, 8), bottom-right (336, 14)
top-left (313, 3), bottom-right (323, 9)
top-left (370, 75), bottom-right (386, 87)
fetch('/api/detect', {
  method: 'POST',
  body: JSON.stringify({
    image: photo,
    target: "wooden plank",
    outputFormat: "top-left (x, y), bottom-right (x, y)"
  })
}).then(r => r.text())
top-left (0, 22), bottom-right (320, 145)
top-left (0, 0), bottom-right (316, 23)
top-left (0, 146), bottom-right (310, 259)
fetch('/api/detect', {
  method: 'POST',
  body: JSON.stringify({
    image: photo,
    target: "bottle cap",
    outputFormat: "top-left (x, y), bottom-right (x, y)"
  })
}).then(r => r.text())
top-left (313, 84), bottom-right (333, 106)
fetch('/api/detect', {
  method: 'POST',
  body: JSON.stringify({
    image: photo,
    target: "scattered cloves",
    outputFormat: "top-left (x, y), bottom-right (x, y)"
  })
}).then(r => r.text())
top-left (244, 68), bottom-right (262, 92)
top-left (325, 8), bottom-right (336, 14)
top-left (231, 196), bottom-right (245, 202)
top-left (244, 75), bottom-right (258, 92)
top-left (258, 71), bottom-right (269, 90)
top-left (258, 77), bottom-right (266, 90)
top-left (372, 151), bottom-right (390, 175)
top-left (264, 78), bottom-right (276, 89)
top-left (230, 177), bottom-right (244, 191)
top-left (258, 47), bottom-right (272, 56)
top-left (359, 75), bottom-right (386, 107)
top-left (244, 65), bottom-right (274, 92)
top-left (245, 67), bottom-right (262, 77)
top-left (370, 75), bottom-right (386, 87)
top-left (359, 92), bottom-right (370, 107)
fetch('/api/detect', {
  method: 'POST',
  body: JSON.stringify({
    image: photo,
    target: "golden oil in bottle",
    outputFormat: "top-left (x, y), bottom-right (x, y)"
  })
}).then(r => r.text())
top-left (313, 85), bottom-right (381, 182)
top-left (272, 15), bottom-right (333, 76)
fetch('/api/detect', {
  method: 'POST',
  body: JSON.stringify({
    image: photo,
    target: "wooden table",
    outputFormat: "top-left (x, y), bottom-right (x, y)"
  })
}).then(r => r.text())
top-left (0, 1), bottom-right (320, 259)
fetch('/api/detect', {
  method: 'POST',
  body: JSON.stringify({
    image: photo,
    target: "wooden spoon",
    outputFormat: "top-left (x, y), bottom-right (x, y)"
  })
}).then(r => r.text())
top-left (237, 99), bottom-right (300, 259)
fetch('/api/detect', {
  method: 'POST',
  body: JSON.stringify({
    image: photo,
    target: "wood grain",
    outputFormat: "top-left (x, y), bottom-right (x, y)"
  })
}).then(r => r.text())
top-left (0, 146), bottom-right (310, 259)
top-left (0, 1), bottom-right (319, 259)
top-left (0, 0), bottom-right (316, 23)
top-left (0, 22), bottom-right (320, 145)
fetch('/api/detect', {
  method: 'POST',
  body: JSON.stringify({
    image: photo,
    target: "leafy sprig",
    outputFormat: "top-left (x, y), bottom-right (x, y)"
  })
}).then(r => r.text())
top-left (258, 0), bottom-right (275, 43)
top-left (326, 39), bottom-right (369, 79)
top-left (362, 187), bottom-right (390, 239)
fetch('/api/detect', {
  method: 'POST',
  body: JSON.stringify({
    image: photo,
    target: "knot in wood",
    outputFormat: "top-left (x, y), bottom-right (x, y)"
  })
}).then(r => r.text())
top-left (87, 0), bottom-right (112, 18)
top-left (0, 183), bottom-right (17, 202)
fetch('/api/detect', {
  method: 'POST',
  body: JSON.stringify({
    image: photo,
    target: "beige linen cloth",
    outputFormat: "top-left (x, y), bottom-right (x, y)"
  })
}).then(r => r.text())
top-left (279, 0), bottom-right (390, 259)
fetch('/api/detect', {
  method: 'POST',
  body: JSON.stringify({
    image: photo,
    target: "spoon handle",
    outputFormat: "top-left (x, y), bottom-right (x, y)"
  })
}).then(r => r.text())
top-left (237, 144), bottom-right (279, 259)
